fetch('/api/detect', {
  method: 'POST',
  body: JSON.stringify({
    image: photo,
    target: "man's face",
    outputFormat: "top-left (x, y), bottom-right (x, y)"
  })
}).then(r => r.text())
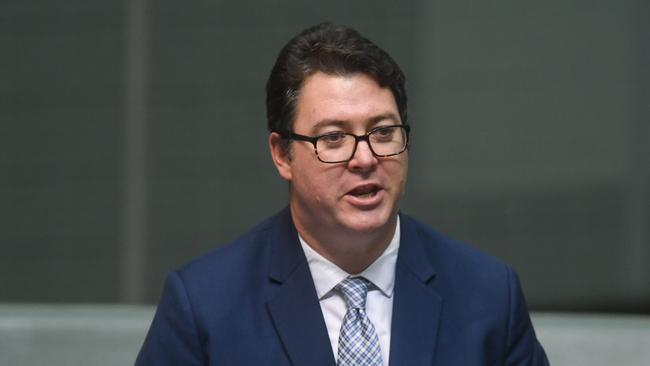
top-left (271, 71), bottom-right (408, 237)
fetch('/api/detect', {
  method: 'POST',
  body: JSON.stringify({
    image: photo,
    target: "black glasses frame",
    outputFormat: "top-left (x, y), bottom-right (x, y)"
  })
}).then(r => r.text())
top-left (281, 125), bottom-right (410, 163)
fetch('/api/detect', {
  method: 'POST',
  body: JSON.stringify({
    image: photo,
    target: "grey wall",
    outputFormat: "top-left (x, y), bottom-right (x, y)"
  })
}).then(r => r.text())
top-left (1, 1), bottom-right (648, 311)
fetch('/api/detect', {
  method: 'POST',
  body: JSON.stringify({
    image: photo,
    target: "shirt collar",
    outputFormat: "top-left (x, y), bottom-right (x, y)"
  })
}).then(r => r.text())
top-left (299, 216), bottom-right (400, 300)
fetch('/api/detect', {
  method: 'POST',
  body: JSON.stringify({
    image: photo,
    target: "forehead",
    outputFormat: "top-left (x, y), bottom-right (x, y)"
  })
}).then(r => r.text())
top-left (293, 72), bottom-right (399, 133)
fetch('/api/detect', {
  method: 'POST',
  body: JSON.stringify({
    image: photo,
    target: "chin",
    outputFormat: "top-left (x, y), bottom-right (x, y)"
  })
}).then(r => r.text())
top-left (338, 210), bottom-right (395, 234)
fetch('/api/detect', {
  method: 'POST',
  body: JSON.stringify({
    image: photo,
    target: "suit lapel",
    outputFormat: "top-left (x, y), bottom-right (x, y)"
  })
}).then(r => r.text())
top-left (263, 210), bottom-right (442, 366)
top-left (389, 215), bottom-right (443, 366)
top-left (265, 209), bottom-right (336, 366)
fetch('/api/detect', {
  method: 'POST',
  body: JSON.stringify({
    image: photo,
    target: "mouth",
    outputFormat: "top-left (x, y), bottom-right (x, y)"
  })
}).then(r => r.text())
top-left (348, 184), bottom-right (380, 198)
top-left (345, 184), bottom-right (384, 208)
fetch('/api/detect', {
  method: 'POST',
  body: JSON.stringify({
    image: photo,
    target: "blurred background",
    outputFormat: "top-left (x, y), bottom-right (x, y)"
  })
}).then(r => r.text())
top-left (1, 0), bottom-right (648, 313)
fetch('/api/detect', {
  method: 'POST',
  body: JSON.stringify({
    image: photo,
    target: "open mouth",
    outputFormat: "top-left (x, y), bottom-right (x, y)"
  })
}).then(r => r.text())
top-left (348, 184), bottom-right (380, 199)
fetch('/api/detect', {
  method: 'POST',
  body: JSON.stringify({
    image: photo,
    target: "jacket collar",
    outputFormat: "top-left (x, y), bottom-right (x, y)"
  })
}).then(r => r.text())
top-left (388, 214), bottom-right (442, 366)
top-left (265, 208), bottom-right (337, 366)
top-left (265, 209), bottom-right (442, 366)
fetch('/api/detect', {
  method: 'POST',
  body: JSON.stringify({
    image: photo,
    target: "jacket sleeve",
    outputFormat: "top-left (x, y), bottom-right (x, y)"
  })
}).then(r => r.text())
top-left (135, 271), bottom-right (205, 366)
top-left (504, 266), bottom-right (550, 366)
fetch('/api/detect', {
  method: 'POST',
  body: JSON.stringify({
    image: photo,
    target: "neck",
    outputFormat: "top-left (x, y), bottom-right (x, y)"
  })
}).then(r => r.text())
top-left (291, 210), bottom-right (398, 274)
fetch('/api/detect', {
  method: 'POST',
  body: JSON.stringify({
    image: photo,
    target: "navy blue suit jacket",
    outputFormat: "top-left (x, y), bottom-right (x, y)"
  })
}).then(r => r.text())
top-left (136, 208), bottom-right (548, 365)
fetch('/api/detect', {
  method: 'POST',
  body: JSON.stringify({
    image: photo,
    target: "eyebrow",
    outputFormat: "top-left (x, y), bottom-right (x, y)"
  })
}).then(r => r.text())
top-left (310, 113), bottom-right (401, 134)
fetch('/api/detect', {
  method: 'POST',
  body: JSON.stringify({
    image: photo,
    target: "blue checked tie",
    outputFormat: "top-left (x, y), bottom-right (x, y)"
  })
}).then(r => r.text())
top-left (336, 277), bottom-right (383, 366)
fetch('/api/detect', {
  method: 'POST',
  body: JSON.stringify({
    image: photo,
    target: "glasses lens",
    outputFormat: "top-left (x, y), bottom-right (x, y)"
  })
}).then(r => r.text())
top-left (315, 133), bottom-right (356, 162)
top-left (369, 126), bottom-right (407, 156)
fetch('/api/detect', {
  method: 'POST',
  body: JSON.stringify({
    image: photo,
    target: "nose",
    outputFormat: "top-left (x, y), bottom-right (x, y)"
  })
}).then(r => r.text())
top-left (347, 139), bottom-right (378, 171)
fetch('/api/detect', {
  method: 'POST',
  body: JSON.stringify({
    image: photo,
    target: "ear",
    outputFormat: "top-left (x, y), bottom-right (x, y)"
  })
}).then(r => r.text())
top-left (269, 132), bottom-right (293, 181)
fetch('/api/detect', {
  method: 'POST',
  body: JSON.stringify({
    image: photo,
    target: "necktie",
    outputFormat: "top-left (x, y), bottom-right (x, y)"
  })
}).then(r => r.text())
top-left (336, 277), bottom-right (383, 366)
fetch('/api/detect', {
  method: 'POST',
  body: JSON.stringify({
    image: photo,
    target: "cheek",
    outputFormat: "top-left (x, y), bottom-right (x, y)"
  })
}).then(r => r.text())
top-left (308, 171), bottom-right (344, 206)
top-left (290, 151), bottom-right (347, 203)
top-left (400, 164), bottom-right (408, 187)
top-left (292, 163), bottom-right (328, 201)
top-left (385, 159), bottom-right (408, 182)
top-left (311, 175), bottom-right (334, 203)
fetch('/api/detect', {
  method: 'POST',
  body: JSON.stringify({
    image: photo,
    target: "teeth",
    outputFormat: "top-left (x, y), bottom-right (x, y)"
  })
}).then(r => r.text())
top-left (357, 191), bottom-right (375, 198)
top-left (349, 186), bottom-right (379, 198)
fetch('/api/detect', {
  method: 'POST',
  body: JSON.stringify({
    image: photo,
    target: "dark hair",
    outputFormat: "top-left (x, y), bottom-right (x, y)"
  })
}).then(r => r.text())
top-left (265, 22), bottom-right (407, 138)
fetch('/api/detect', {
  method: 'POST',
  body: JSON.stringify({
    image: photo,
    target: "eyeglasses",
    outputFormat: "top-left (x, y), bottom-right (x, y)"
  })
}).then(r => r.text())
top-left (282, 125), bottom-right (410, 163)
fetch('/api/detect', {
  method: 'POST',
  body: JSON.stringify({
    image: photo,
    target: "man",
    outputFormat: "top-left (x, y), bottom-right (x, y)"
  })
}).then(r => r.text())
top-left (136, 22), bottom-right (549, 365)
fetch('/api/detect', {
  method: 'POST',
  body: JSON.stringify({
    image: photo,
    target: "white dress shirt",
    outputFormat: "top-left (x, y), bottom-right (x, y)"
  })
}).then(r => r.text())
top-left (298, 216), bottom-right (400, 366)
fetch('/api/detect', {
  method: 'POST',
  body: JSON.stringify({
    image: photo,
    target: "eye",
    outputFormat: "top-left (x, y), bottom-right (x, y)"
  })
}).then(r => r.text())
top-left (320, 132), bottom-right (346, 144)
top-left (372, 126), bottom-right (396, 141)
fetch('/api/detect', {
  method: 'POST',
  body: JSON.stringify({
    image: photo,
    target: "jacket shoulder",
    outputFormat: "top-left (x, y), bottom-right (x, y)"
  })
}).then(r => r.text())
top-left (400, 213), bottom-right (512, 279)
top-left (173, 211), bottom-right (284, 291)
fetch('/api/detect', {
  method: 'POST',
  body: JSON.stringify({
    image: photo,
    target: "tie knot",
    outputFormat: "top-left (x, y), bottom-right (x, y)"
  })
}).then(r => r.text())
top-left (336, 277), bottom-right (370, 310)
